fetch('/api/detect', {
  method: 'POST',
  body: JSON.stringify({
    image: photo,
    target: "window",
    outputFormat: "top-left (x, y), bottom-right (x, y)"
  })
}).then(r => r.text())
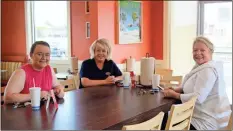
top-left (198, 1), bottom-right (232, 102)
top-left (25, 1), bottom-right (71, 61)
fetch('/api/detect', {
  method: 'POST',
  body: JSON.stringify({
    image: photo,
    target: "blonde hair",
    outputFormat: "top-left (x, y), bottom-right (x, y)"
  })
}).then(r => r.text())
top-left (89, 38), bottom-right (112, 60)
top-left (193, 36), bottom-right (214, 54)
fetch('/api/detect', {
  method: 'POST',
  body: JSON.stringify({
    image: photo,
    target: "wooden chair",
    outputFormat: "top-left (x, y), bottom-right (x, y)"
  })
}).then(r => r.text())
top-left (1, 86), bottom-right (6, 105)
top-left (60, 78), bottom-right (76, 92)
top-left (165, 96), bottom-right (197, 130)
top-left (1, 62), bottom-right (22, 85)
top-left (160, 76), bottom-right (183, 87)
top-left (122, 112), bottom-right (164, 130)
top-left (226, 112), bottom-right (232, 130)
top-left (155, 68), bottom-right (173, 78)
top-left (72, 74), bottom-right (80, 89)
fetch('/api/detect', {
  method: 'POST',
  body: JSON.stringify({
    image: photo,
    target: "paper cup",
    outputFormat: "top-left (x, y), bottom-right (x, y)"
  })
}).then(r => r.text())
top-left (123, 72), bottom-right (131, 87)
top-left (29, 87), bottom-right (41, 110)
top-left (152, 74), bottom-right (160, 89)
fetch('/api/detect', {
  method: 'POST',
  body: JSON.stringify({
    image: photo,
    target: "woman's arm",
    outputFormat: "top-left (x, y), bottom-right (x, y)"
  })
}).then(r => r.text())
top-left (114, 75), bottom-right (123, 82)
top-left (163, 68), bottom-right (217, 103)
top-left (111, 61), bottom-right (123, 82)
top-left (50, 66), bottom-right (64, 98)
top-left (164, 86), bottom-right (183, 93)
top-left (179, 68), bottom-right (217, 103)
top-left (4, 69), bottom-right (31, 104)
top-left (173, 87), bottom-right (183, 93)
top-left (81, 77), bottom-right (114, 87)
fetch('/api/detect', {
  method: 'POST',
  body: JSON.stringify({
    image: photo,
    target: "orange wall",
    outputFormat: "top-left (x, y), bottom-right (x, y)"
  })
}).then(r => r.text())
top-left (97, 1), bottom-right (163, 63)
top-left (1, 1), bottom-right (26, 57)
top-left (70, 1), bottom-right (98, 59)
top-left (1, 1), bottom-right (164, 64)
top-left (151, 1), bottom-right (164, 60)
top-left (98, 1), bottom-right (151, 63)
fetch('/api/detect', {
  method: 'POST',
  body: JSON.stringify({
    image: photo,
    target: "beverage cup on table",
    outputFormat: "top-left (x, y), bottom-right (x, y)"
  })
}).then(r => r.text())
top-left (123, 72), bottom-right (131, 87)
top-left (29, 87), bottom-right (41, 110)
top-left (152, 74), bottom-right (160, 89)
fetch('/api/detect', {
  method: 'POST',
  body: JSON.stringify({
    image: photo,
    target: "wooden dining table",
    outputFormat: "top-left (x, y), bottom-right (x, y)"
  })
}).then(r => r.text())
top-left (1, 85), bottom-right (176, 130)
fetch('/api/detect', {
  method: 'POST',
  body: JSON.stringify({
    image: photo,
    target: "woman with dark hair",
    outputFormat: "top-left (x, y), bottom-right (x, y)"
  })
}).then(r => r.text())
top-left (4, 41), bottom-right (64, 104)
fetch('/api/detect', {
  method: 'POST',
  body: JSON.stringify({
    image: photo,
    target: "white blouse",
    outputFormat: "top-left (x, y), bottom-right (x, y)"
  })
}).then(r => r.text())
top-left (180, 61), bottom-right (231, 130)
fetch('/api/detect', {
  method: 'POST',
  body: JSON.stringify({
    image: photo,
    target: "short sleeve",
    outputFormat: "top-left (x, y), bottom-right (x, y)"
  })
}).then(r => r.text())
top-left (111, 61), bottom-right (122, 77)
top-left (79, 61), bottom-right (89, 78)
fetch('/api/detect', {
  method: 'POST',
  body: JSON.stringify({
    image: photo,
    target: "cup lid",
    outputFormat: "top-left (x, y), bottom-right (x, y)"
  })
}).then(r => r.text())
top-left (29, 87), bottom-right (41, 90)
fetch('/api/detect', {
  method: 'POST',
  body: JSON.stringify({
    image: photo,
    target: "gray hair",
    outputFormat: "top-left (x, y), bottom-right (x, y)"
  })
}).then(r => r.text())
top-left (193, 36), bottom-right (214, 54)
top-left (89, 38), bottom-right (112, 60)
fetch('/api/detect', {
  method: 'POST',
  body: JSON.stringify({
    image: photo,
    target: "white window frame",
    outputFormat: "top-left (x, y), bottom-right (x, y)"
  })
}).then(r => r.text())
top-left (25, 1), bottom-right (71, 65)
top-left (197, 1), bottom-right (231, 36)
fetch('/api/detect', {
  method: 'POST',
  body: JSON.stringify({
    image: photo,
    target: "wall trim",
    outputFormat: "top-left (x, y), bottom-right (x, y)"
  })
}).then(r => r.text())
top-left (163, 1), bottom-right (171, 69)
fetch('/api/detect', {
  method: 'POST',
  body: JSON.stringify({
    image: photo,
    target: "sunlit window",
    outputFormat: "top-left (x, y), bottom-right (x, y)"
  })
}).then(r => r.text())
top-left (26, 1), bottom-right (70, 61)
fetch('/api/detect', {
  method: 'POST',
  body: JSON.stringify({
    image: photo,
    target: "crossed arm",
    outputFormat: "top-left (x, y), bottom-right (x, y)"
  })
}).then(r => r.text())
top-left (4, 68), bottom-right (64, 104)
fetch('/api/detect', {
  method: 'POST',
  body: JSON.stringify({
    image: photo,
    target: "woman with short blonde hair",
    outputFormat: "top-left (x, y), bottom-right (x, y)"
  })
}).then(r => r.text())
top-left (193, 36), bottom-right (214, 54)
top-left (89, 38), bottom-right (112, 60)
top-left (79, 38), bottom-right (122, 88)
top-left (162, 36), bottom-right (231, 130)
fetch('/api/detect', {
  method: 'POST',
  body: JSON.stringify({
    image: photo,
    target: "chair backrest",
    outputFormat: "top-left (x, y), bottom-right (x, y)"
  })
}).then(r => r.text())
top-left (122, 112), bottom-right (164, 130)
top-left (226, 112), bottom-right (232, 130)
top-left (1, 62), bottom-right (22, 81)
top-left (160, 76), bottom-right (183, 87)
top-left (72, 75), bottom-right (80, 89)
top-left (59, 78), bottom-right (76, 92)
top-left (165, 96), bottom-right (197, 130)
top-left (53, 68), bottom-right (58, 74)
top-left (155, 68), bottom-right (173, 78)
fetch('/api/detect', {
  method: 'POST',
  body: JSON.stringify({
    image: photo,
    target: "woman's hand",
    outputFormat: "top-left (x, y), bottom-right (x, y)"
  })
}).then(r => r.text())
top-left (162, 89), bottom-right (180, 99)
top-left (40, 91), bottom-right (49, 100)
top-left (54, 87), bottom-right (62, 95)
top-left (54, 86), bottom-right (65, 98)
top-left (105, 76), bottom-right (115, 84)
top-left (164, 87), bottom-right (174, 90)
top-left (164, 86), bottom-right (183, 93)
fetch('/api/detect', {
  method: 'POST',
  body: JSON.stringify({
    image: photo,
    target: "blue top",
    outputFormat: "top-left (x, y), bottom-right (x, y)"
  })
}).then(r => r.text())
top-left (79, 59), bottom-right (122, 88)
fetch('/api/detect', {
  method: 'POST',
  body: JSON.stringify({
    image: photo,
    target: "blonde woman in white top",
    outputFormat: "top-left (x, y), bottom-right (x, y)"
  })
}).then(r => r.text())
top-left (162, 36), bottom-right (231, 130)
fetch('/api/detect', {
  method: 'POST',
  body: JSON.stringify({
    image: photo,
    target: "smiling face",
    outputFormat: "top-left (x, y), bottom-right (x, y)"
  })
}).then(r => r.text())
top-left (193, 41), bottom-right (212, 65)
top-left (30, 45), bottom-right (51, 70)
top-left (94, 43), bottom-right (108, 63)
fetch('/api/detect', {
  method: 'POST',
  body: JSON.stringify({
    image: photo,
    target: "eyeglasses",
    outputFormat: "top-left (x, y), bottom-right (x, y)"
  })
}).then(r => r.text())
top-left (34, 52), bottom-right (50, 58)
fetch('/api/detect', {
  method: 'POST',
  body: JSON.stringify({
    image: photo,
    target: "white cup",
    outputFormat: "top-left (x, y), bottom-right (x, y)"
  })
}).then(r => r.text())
top-left (123, 72), bottom-right (131, 87)
top-left (152, 74), bottom-right (160, 89)
top-left (29, 87), bottom-right (41, 110)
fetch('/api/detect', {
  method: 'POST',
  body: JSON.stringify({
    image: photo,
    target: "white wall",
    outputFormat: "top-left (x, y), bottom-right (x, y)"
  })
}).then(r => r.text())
top-left (169, 1), bottom-right (198, 76)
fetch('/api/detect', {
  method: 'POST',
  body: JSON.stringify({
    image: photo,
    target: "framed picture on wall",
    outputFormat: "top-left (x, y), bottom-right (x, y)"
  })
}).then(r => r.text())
top-left (86, 22), bottom-right (90, 39)
top-left (85, 1), bottom-right (90, 14)
top-left (117, 1), bottom-right (143, 44)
